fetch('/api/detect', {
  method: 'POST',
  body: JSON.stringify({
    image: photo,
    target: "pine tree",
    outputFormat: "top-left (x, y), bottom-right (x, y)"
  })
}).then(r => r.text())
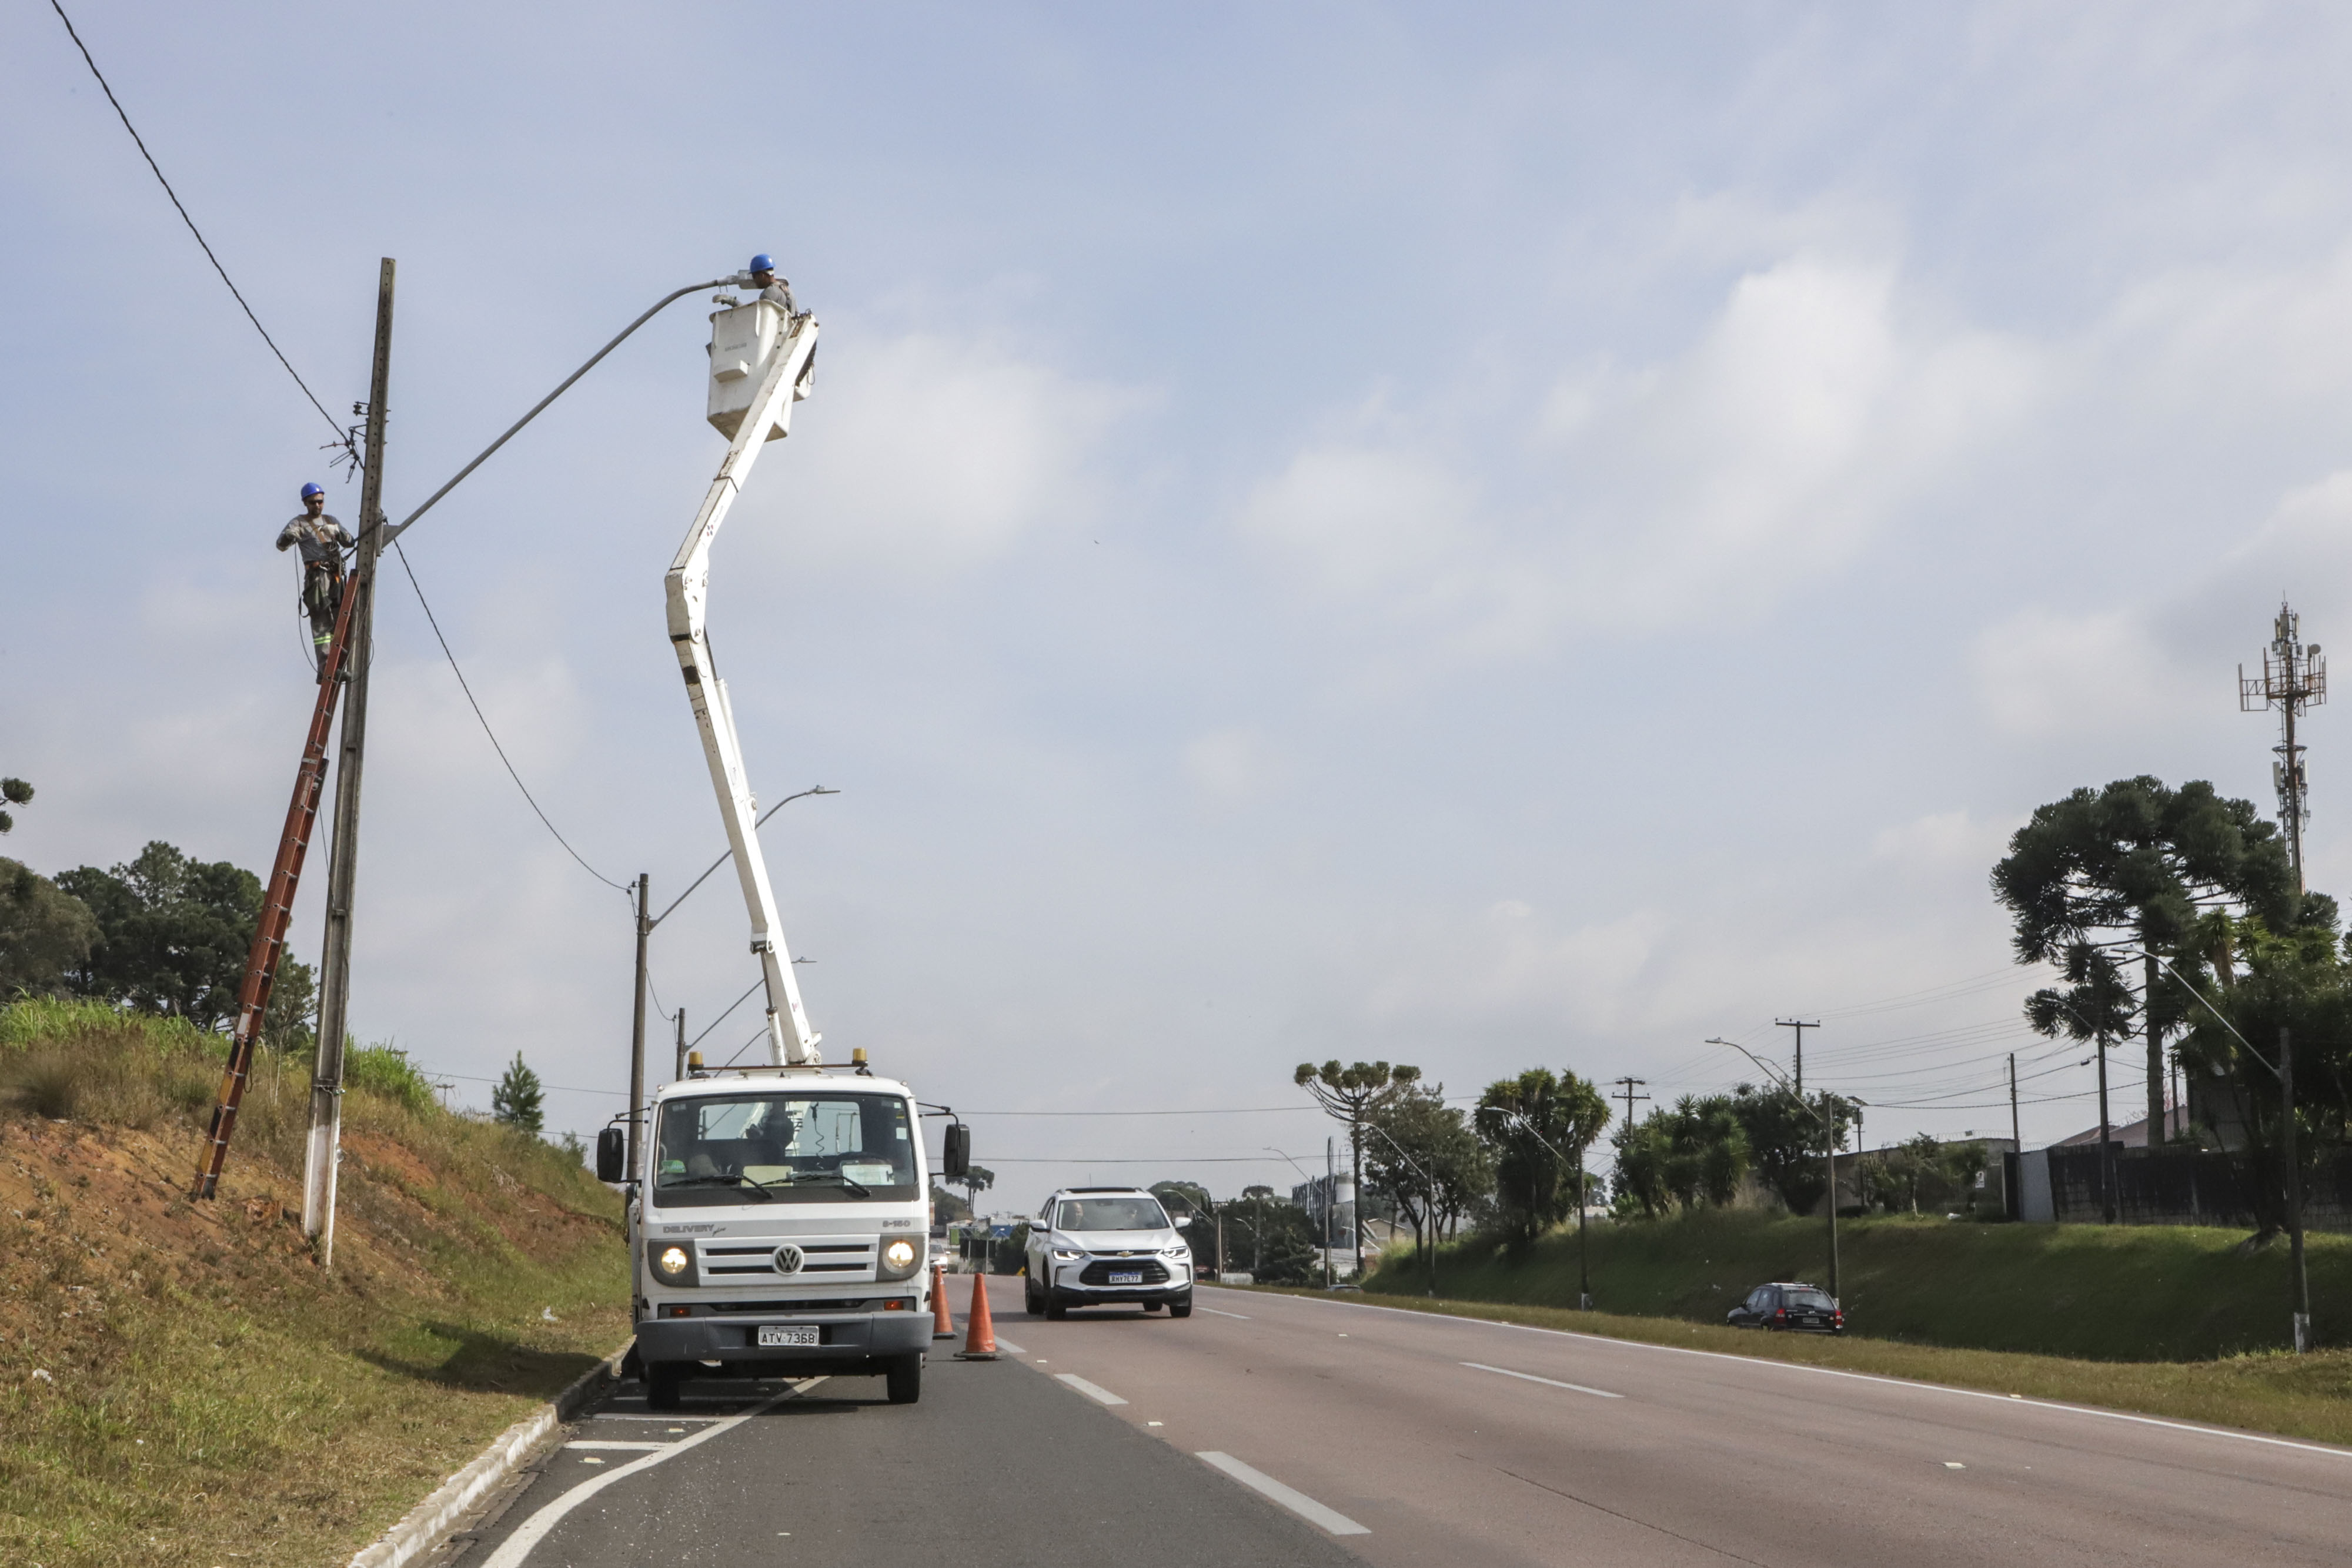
top-left (492, 1052), bottom-right (545, 1134)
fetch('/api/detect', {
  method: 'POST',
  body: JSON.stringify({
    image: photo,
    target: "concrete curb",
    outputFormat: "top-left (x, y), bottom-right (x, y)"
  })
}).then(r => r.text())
top-left (346, 1342), bottom-right (632, 1568)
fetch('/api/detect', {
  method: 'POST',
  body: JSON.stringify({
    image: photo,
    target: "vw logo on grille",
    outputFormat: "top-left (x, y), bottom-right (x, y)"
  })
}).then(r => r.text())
top-left (772, 1244), bottom-right (805, 1275)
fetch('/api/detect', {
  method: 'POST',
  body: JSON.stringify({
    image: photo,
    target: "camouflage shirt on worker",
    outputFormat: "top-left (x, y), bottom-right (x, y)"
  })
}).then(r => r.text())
top-left (275, 513), bottom-right (352, 567)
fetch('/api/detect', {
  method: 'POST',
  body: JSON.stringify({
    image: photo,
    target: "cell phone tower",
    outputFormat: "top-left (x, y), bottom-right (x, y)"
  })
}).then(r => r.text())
top-left (2241, 601), bottom-right (2326, 894)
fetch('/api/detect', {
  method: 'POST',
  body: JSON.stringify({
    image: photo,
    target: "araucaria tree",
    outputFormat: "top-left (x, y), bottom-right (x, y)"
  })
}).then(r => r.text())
top-left (1474, 1068), bottom-right (1609, 1246)
top-left (1992, 777), bottom-right (2297, 1212)
top-left (1295, 1061), bottom-right (1421, 1262)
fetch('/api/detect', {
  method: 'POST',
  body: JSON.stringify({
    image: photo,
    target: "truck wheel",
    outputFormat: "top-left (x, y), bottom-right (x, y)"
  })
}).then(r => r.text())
top-left (885, 1353), bottom-right (923, 1405)
top-left (646, 1363), bottom-right (684, 1412)
top-left (1045, 1290), bottom-right (1068, 1322)
top-left (1167, 1295), bottom-right (1193, 1319)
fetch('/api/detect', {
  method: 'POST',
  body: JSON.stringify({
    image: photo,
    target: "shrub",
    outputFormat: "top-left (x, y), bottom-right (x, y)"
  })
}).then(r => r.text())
top-left (345, 1045), bottom-right (437, 1115)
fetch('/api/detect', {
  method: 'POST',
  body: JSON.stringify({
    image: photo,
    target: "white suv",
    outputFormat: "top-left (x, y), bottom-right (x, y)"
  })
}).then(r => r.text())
top-left (1023, 1186), bottom-right (1194, 1319)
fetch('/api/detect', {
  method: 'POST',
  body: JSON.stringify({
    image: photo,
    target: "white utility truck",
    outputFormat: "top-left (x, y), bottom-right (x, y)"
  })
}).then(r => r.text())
top-left (596, 259), bottom-right (968, 1408)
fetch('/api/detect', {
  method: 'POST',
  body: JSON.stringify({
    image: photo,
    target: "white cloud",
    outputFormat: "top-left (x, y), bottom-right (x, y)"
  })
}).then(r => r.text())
top-left (1872, 809), bottom-right (2022, 872)
top-left (753, 330), bottom-right (1142, 575)
top-left (1182, 728), bottom-right (1289, 806)
top-left (1240, 252), bottom-right (2037, 653)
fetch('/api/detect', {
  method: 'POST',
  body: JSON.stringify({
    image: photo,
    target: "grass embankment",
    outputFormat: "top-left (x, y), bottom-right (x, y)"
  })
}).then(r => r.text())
top-left (1271, 1288), bottom-right (2352, 1448)
top-left (1369, 1208), bottom-right (2352, 1360)
top-left (1345, 1208), bottom-right (2352, 1446)
top-left (0, 998), bottom-right (629, 1568)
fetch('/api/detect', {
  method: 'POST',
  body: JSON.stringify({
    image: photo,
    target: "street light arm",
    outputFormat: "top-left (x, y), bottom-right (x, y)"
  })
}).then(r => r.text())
top-left (379, 277), bottom-right (733, 547)
top-left (2124, 948), bottom-right (2281, 1081)
top-left (1706, 1037), bottom-right (1833, 1128)
top-left (650, 785), bottom-right (838, 930)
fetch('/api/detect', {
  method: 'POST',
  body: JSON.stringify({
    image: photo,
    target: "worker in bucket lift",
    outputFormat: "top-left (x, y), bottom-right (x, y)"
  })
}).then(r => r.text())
top-left (747, 253), bottom-right (798, 317)
top-left (275, 482), bottom-right (352, 673)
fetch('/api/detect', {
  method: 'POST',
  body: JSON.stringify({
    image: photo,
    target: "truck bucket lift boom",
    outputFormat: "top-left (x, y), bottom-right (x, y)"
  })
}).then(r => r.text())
top-left (665, 300), bottom-right (822, 1066)
top-left (192, 577), bottom-right (362, 1198)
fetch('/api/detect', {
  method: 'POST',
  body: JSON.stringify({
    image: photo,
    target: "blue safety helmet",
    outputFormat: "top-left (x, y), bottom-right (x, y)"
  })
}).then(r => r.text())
top-left (749, 253), bottom-right (776, 275)
top-left (300, 482), bottom-right (325, 500)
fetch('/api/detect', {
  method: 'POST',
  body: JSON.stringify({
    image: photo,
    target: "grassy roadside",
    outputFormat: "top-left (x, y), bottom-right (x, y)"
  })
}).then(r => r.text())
top-left (0, 999), bottom-right (631, 1567)
top-left (1250, 1287), bottom-right (2352, 1447)
top-left (1364, 1208), bottom-right (2352, 1360)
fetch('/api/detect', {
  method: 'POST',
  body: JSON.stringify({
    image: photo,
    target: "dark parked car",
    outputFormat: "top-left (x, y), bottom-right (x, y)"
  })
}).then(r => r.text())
top-left (1727, 1282), bottom-right (1843, 1333)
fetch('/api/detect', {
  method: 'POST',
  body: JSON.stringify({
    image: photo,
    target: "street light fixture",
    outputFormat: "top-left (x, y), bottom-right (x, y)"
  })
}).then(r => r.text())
top-left (1710, 1037), bottom-right (1842, 1303)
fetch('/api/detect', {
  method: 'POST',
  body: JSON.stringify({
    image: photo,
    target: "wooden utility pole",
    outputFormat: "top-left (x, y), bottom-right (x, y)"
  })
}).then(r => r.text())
top-left (629, 872), bottom-right (650, 1173)
top-left (1777, 1019), bottom-right (1818, 1096)
top-left (304, 258), bottom-right (395, 1266)
top-left (2008, 1052), bottom-right (2021, 1152)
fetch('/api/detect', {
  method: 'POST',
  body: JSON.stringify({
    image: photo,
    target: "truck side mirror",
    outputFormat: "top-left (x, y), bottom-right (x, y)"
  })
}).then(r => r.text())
top-left (596, 1126), bottom-right (627, 1184)
top-left (943, 1123), bottom-right (971, 1181)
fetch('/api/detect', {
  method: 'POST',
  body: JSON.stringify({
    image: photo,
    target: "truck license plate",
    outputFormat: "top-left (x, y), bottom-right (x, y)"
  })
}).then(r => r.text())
top-left (1109, 1271), bottom-right (1142, 1285)
top-left (757, 1325), bottom-right (819, 1348)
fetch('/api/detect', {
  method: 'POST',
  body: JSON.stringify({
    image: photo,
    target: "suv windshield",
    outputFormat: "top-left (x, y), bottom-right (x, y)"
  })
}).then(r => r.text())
top-left (652, 1091), bottom-right (916, 1208)
top-left (1057, 1196), bottom-right (1170, 1231)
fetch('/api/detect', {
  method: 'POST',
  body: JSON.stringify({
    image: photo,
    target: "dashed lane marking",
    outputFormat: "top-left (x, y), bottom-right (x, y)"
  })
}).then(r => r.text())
top-left (563, 1440), bottom-right (670, 1450)
top-left (1195, 1452), bottom-right (1370, 1536)
top-left (1197, 1306), bottom-right (1251, 1319)
top-left (1055, 1372), bottom-right (1128, 1406)
top-left (1462, 1361), bottom-right (1623, 1399)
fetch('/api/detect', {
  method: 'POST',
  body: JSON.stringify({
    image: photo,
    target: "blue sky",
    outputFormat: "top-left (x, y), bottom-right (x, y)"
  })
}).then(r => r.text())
top-left (9, 4), bottom-right (2352, 1208)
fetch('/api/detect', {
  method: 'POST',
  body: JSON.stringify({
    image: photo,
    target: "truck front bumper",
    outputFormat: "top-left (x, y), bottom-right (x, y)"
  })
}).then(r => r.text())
top-left (637, 1309), bottom-right (931, 1368)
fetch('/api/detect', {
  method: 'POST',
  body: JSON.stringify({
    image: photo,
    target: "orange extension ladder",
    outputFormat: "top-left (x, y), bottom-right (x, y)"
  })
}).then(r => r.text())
top-left (191, 577), bottom-right (362, 1200)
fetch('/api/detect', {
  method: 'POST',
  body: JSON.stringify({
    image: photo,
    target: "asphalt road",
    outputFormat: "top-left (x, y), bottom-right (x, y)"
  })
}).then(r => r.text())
top-left (449, 1279), bottom-right (2352, 1567)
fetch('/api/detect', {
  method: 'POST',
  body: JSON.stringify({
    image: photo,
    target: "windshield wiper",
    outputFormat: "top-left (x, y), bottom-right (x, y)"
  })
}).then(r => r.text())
top-left (657, 1175), bottom-right (776, 1200)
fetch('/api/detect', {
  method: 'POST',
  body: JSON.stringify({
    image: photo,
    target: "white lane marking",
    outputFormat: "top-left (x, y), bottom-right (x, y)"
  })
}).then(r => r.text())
top-left (1462, 1361), bottom-right (1622, 1399)
top-left (1195, 1452), bottom-right (1370, 1536)
top-left (1055, 1373), bottom-right (1128, 1406)
top-left (562, 1440), bottom-right (669, 1450)
top-left (579, 1413), bottom-right (720, 1423)
top-left (993, 1338), bottom-right (1027, 1353)
top-left (477, 1379), bottom-right (822, 1567)
top-left (1198, 1306), bottom-right (1251, 1319)
top-left (1945, 1462), bottom-right (1966, 1469)
top-left (1255, 1293), bottom-right (2352, 1463)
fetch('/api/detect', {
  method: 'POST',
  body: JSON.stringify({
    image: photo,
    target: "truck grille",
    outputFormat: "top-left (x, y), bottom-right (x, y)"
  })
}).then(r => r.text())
top-left (1079, 1258), bottom-right (1169, 1286)
top-left (696, 1236), bottom-right (878, 1282)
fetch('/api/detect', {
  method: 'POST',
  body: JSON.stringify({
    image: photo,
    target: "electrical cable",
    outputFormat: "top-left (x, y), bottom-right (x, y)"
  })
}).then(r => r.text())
top-left (46, 0), bottom-right (348, 447)
top-left (389, 541), bottom-right (630, 894)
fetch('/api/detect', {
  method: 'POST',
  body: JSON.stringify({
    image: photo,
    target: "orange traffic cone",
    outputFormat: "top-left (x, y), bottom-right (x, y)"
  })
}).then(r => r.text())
top-left (930, 1263), bottom-right (957, 1340)
top-left (954, 1269), bottom-right (999, 1360)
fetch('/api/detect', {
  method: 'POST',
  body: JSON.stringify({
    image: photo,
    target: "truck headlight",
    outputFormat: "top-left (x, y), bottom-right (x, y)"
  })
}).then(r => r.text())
top-left (877, 1237), bottom-right (921, 1281)
top-left (646, 1242), bottom-right (697, 1286)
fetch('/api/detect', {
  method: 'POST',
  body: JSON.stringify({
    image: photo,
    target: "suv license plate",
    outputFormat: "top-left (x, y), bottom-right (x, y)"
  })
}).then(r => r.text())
top-left (757, 1325), bottom-right (819, 1348)
top-left (1109, 1271), bottom-right (1143, 1285)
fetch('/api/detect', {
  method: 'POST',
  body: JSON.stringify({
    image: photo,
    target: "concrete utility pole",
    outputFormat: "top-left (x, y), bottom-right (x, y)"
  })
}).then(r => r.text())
top-left (2094, 1032), bottom-right (2116, 1225)
top-left (1612, 1076), bottom-right (1650, 1127)
top-left (2009, 1052), bottom-right (2021, 1153)
top-left (629, 872), bottom-right (650, 1174)
top-left (1777, 1019), bottom-right (1818, 1096)
top-left (2143, 950), bottom-right (2165, 1156)
top-left (673, 1005), bottom-right (687, 1084)
top-left (305, 257), bottom-right (395, 1267)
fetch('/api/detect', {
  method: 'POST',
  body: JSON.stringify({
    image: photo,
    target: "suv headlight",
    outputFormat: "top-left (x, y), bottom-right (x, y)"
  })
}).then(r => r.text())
top-left (646, 1241), bottom-right (698, 1286)
top-left (1161, 1244), bottom-right (1191, 1258)
top-left (878, 1236), bottom-right (921, 1281)
top-left (1052, 1247), bottom-right (1085, 1261)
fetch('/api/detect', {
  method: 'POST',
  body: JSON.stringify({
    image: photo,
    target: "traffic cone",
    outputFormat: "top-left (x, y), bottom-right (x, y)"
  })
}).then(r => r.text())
top-left (930, 1263), bottom-right (957, 1340)
top-left (954, 1269), bottom-right (999, 1360)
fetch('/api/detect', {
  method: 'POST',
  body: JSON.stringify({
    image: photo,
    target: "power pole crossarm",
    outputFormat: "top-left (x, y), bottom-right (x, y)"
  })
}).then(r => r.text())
top-left (666, 301), bottom-right (821, 1067)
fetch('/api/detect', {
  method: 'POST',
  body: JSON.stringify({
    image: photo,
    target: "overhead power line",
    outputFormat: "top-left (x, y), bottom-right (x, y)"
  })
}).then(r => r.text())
top-left (47, 0), bottom-right (345, 443)
top-left (390, 541), bottom-right (629, 894)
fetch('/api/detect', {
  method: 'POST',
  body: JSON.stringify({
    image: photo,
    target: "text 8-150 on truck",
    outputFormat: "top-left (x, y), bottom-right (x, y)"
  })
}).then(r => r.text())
top-left (598, 1061), bottom-right (959, 1409)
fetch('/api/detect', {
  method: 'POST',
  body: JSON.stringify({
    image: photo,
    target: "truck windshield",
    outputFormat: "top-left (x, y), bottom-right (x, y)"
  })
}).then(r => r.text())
top-left (1058, 1197), bottom-right (1170, 1231)
top-left (652, 1091), bottom-right (917, 1207)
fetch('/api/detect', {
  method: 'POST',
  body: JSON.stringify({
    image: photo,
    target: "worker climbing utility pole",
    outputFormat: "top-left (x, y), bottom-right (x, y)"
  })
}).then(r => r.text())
top-left (305, 258), bottom-right (395, 1267)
